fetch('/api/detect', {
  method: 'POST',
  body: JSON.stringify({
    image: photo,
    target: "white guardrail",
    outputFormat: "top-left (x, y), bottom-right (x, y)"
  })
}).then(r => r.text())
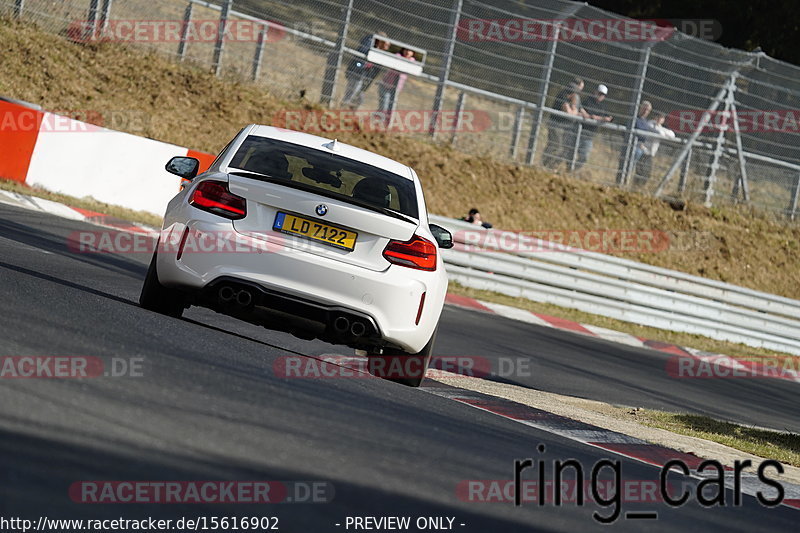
top-left (430, 215), bottom-right (800, 356)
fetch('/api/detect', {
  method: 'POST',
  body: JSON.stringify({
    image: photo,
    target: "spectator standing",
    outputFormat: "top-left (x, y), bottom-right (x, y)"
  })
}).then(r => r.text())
top-left (561, 91), bottom-right (586, 168)
top-left (617, 100), bottom-right (657, 184)
top-left (634, 111), bottom-right (675, 187)
top-left (574, 84), bottom-right (613, 171)
top-left (632, 100), bottom-right (655, 166)
top-left (542, 78), bottom-right (582, 170)
top-left (378, 48), bottom-right (416, 118)
top-left (341, 34), bottom-right (390, 109)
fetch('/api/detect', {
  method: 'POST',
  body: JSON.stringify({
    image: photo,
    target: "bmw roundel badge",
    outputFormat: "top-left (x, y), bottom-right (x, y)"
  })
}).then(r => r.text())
top-left (316, 204), bottom-right (328, 216)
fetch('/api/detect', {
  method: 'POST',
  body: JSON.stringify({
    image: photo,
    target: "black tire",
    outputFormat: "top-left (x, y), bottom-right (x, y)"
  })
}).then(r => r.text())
top-left (367, 329), bottom-right (437, 387)
top-left (139, 252), bottom-right (186, 318)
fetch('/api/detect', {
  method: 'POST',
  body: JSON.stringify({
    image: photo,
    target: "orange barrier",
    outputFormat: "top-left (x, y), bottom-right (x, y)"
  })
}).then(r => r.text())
top-left (0, 100), bottom-right (43, 183)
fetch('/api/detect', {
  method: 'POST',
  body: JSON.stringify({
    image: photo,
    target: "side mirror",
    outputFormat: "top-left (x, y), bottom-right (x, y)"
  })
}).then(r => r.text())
top-left (429, 224), bottom-right (454, 249)
top-left (165, 156), bottom-right (200, 180)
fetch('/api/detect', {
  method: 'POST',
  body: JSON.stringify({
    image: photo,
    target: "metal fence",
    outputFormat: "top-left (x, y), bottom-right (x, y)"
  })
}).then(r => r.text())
top-left (5, 0), bottom-right (800, 219)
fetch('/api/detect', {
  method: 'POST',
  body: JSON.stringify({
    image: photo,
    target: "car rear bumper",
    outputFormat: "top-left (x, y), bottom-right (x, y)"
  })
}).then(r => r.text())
top-left (201, 275), bottom-right (383, 346)
top-left (155, 219), bottom-right (446, 353)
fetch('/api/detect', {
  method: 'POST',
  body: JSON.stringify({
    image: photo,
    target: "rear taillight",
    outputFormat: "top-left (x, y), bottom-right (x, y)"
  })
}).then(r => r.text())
top-left (383, 235), bottom-right (437, 271)
top-left (189, 180), bottom-right (246, 220)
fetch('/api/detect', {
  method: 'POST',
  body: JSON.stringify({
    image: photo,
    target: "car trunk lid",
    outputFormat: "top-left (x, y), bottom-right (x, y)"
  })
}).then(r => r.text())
top-left (228, 175), bottom-right (418, 271)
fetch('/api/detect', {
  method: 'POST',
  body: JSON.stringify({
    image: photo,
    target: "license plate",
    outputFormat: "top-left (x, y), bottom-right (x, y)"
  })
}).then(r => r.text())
top-left (273, 212), bottom-right (357, 251)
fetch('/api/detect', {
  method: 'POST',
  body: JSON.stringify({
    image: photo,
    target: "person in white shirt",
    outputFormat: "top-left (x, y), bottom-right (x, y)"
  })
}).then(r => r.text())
top-left (634, 112), bottom-right (676, 187)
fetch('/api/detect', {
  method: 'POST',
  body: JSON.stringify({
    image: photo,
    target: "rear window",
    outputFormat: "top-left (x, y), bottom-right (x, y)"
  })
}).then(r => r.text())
top-left (228, 136), bottom-right (419, 219)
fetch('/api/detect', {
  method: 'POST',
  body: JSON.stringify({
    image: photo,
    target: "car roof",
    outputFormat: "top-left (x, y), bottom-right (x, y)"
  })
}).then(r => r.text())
top-left (247, 125), bottom-right (413, 180)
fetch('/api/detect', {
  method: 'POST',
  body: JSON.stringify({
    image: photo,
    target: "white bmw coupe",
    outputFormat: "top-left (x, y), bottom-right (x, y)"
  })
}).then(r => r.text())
top-left (140, 125), bottom-right (452, 386)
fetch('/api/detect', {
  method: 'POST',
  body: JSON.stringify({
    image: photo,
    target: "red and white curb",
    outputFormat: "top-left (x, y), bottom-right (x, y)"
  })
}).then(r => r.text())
top-left (0, 189), bottom-right (158, 235)
top-left (420, 380), bottom-right (800, 511)
top-left (444, 294), bottom-right (800, 384)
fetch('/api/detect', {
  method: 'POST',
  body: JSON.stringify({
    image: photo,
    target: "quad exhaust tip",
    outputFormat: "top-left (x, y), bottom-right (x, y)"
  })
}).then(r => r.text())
top-left (350, 321), bottom-right (367, 337)
top-left (333, 316), bottom-right (350, 333)
top-left (218, 286), bottom-right (236, 303)
top-left (236, 290), bottom-right (253, 307)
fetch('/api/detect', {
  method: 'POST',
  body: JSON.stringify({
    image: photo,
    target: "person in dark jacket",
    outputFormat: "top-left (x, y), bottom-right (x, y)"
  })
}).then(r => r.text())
top-left (462, 208), bottom-right (493, 229)
top-left (341, 34), bottom-right (389, 109)
top-left (542, 78), bottom-right (582, 170)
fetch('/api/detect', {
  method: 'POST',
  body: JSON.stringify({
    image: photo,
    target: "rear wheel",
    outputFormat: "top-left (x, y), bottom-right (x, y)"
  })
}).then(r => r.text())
top-left (139, 252), bottom-right (186, 318)
top-left (367, 330), bottom-right (437, 387)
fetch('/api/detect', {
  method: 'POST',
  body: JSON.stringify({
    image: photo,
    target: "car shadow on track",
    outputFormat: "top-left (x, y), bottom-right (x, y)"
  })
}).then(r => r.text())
top-left (0, 260), bottom-right (138, 308)
top-left (0, 214), bottom-right (149, 280)
top-left (0, 423), bottom-right (550, 532)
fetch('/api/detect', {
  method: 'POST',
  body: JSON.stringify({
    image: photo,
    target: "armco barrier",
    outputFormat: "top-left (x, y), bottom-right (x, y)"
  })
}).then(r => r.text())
top-left (1, 98), bottom-right (215, 215)
top-left (431, 215), bottom-right (800, 356)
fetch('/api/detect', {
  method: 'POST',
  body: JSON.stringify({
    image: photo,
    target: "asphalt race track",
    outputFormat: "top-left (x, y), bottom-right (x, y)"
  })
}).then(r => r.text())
top-left (1, 201), bottom-right (797, 532)
top-left (437, 308), bottom-right (800, 433)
